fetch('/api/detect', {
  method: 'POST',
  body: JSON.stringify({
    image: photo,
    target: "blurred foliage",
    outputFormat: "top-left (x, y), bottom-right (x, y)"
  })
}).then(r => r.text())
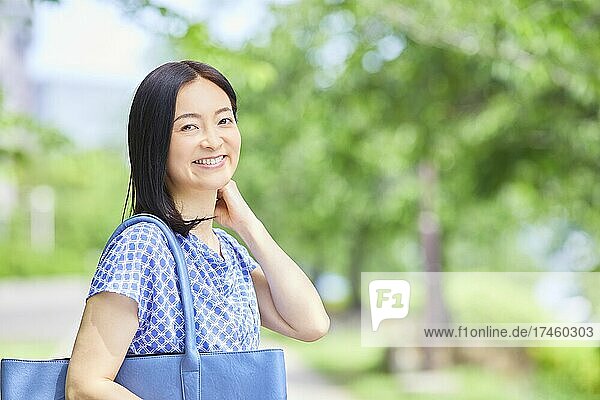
top-left (170, 0), bottom-right (600, 284)
top-left (529, 347), bottom-right (600, 395)
top-left (0, 92), bottom-right (70, 165)
top-left (1, 0), bottom-right (599, 395)
top-left (267, 327), bottom-right (599, 399)
top-left (0, 149), bottom-right (128, 277)
top-left (170, 1), bottom-right (600, 395)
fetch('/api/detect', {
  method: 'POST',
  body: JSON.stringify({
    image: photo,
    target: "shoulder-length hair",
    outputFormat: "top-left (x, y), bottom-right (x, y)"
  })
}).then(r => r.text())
top-left (122, 60), bottom-right (238, 236)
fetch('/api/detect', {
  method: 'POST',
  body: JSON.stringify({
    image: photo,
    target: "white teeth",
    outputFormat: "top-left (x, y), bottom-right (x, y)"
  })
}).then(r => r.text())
top-left (194, 155), bottom-right (224, 165)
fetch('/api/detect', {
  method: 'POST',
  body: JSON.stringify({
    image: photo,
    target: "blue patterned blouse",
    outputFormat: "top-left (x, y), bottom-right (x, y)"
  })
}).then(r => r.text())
top-left (87, 222), bottom-right (261, 355)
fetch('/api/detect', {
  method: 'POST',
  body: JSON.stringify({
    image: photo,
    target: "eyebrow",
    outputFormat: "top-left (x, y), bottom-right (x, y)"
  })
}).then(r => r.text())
top-left (173, 107), bottom-right (232, 123)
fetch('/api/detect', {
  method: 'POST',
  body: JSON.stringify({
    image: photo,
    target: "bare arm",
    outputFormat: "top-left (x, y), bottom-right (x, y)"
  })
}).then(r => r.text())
top-left (242, 218), bottom-right (330, 342)
top-left (65, 292), bottom-right (142, 400)
top-left (214, 180), bottom-right (330, 342)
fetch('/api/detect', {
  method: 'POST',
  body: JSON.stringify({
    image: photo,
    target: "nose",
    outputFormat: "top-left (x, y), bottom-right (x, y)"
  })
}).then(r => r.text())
top-left (199, 126), bottom-right (224, 150)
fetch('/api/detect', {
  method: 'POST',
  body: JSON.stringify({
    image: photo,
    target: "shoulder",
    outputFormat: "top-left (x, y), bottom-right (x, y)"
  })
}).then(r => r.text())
top-left (214, 227), bottom-right (247, 255)
top-left (109, 221), bottom-right (167, 247)
top-left (89, 221), bottom-right (171, 316)
top-left (214, 227), bottom-right (238, 246)
top-left (100, 221), bottom-right (170, 263)
top-left (214, 227), bottom-right (259, 272)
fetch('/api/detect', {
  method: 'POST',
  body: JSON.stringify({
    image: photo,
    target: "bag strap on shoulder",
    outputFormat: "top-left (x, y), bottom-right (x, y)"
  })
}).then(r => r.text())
top-left (105, 213), bottom-right (200, 399)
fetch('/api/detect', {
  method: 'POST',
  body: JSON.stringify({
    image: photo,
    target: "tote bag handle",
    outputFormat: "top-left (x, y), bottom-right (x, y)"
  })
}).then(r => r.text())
top-left (105, 213), bottom-right (199, 399)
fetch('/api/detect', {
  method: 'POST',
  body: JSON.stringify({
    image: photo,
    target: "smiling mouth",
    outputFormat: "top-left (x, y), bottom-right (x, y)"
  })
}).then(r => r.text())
top-left (192, 155), bottom-right (226, 166)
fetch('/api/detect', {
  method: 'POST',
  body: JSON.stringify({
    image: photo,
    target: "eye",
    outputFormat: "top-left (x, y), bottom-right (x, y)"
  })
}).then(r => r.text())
top-left (218, 117), bottom-right (234, 125)
top-left (181, 124), bottom-right (198, 132)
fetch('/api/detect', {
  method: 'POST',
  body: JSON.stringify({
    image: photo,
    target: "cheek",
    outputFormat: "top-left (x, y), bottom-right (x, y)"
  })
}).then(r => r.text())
top-left (229, 130), bottom-right (242, 155)
top-left (165, 156), bottom-right (176, 181)
top-left (230, 134), bottom-right (242, 171)
top-left (166, 138), bottom-right (186, 176)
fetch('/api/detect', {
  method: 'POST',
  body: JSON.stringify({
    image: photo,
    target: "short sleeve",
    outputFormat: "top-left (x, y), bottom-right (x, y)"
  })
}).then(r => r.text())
top-left (216, 228), bottom-right (260, 274)
top-left (237, 242), bottom-right (259, 273)
top-left (87, 222), bottom-right (167, 322)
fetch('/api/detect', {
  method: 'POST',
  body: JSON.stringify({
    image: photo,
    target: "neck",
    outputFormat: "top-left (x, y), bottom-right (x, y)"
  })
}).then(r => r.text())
top-left (172, 188), bottom-right (218, 240)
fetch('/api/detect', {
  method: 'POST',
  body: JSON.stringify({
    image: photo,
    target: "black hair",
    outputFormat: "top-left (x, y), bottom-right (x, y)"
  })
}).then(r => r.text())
top-left (121, 60), bottom-right (238, 236)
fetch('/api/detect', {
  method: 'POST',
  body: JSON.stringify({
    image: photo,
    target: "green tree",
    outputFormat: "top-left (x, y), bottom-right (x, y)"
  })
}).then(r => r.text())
top-left (172, 2), bottom-right (600, 378)
top-left (173, 0), bottom-right (600, 292)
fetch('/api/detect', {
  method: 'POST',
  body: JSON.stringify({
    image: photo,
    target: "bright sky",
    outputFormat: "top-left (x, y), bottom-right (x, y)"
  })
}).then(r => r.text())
top-left (25, 0), bottom-right (276, 82)
top-left (27, 0), bottom-right (151, 82)
top-left (20, 0), bottom-right (280, 148)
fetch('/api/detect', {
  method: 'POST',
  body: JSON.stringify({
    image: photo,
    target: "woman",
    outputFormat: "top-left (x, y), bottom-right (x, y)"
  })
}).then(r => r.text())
top-left (65, 61), bottom-right (330, 399)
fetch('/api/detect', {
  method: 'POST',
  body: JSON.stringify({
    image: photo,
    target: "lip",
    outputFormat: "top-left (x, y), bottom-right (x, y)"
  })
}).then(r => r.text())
top-left (192, 155), bottom-right (227, 169)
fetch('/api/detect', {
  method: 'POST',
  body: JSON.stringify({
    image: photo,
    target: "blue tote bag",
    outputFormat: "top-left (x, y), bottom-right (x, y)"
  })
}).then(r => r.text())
top-left (1, 214), bottom-right (287, 399)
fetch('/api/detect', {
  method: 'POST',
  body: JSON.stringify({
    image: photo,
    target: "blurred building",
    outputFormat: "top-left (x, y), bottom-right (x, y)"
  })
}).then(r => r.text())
top-left (0, 0), bottom-right (34, 113)
top-left (1, 0), bottom-right (158, 150)
top-left (32, 73), bottom-right (133, 149)
top-left (0, 0), bottom-right (33, 237)
top-left (0, 0), bottom-right (157, 241)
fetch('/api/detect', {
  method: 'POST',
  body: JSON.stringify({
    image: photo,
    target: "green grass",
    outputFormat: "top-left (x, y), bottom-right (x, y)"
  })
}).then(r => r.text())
top-left (262, 327), bottom-right (384, 380)
top-left (348, 366), bottom-right (533, 400)
top-left (0, 341), bottom-right (60, 360)
top-left (263, 327), bottom-right (600, 400)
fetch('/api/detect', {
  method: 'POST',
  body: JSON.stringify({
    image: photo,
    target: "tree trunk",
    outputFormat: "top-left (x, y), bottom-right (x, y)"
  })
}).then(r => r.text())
top-left (418, 161), bottom-right (451, 369)
top-left (349, 222), bottom-right (369, 310)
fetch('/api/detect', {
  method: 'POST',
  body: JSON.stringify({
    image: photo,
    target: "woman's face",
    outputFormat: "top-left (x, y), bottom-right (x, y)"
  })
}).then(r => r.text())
top-left (166, 77), bottom-right (240, 199)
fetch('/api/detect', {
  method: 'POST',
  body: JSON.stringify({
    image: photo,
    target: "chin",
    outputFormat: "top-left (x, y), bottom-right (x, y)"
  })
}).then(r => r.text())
top-left (188, 162), bottom-right (236, 189)
top-left (198, 175), bottom-right (233, 191)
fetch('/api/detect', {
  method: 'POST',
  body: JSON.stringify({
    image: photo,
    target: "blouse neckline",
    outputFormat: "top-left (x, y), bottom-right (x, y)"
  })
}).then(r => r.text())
top-left (188, 228), bottom-right (227, 264)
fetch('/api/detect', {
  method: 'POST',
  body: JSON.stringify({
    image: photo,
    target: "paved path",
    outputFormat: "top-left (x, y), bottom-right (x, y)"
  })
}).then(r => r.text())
top-left (262, 337), bottom-right (357, 400)
top-left (0, 276), bottom-right (355, 400)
